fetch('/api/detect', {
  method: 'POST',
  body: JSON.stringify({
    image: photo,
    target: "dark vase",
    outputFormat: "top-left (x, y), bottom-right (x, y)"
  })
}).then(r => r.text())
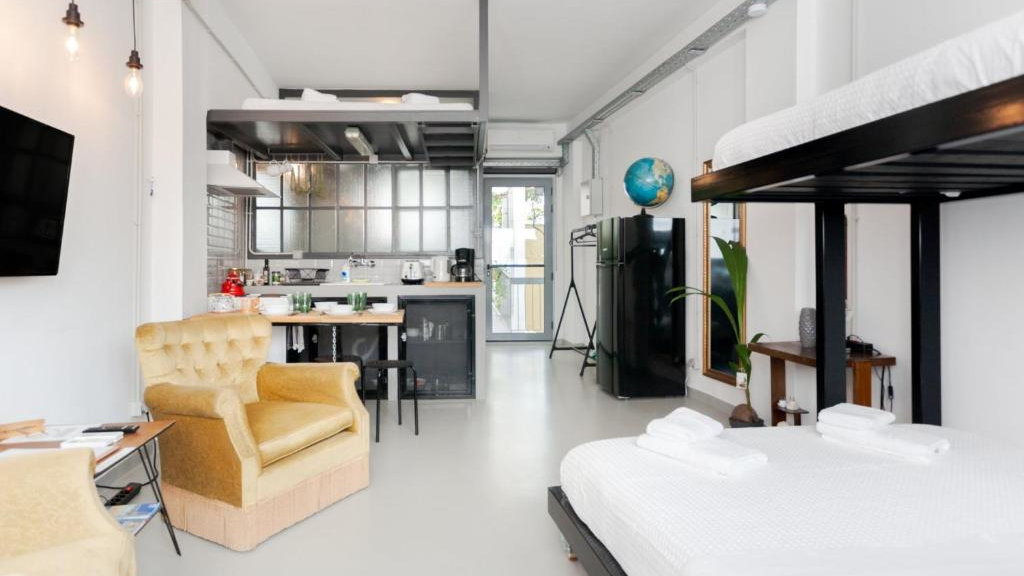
top-left (798, 307), bottom-right (816, 348)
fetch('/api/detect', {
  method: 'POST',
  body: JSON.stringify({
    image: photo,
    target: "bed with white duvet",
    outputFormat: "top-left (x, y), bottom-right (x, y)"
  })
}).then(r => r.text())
top-left (713, 9), bottom-right (1024, 169)
top-left (560, 425), bottom-right (1024, 576)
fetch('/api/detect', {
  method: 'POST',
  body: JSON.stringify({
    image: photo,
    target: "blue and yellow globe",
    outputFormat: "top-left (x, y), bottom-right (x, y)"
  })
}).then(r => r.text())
top-left (623, 157), bottom-right (674, 207)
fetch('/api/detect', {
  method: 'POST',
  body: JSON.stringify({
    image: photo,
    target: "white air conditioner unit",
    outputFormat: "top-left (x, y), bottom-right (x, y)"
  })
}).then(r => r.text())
top-left (207, 150), bottom-right (277, 198)
top-left (486, 126), bottom-right (559, 158)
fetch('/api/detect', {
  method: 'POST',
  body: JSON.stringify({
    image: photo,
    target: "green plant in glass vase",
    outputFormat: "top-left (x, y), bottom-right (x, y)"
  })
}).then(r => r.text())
top-left (668, 237), bottom-right (765, 424)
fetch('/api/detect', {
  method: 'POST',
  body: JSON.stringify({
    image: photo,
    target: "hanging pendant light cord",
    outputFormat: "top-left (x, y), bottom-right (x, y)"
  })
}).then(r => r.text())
top-left (130, 0), bottom-right (137, 50)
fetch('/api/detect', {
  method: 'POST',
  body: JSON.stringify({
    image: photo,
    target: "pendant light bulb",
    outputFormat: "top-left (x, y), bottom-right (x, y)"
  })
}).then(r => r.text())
top-left (62, 2), bottom-right (84, 61)
top-left (124, 67), bottom-right (143, 97)
top-left (124, 49), bottom-right (143, 97)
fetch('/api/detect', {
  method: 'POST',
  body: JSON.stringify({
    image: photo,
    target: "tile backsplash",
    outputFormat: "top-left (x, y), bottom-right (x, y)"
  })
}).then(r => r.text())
top-left (242, 257), bottom-right (484, 284)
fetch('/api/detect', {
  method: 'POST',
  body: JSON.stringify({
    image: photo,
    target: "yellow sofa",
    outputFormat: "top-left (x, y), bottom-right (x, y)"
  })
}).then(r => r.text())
top-left (0, 449), bottom-right (136, 576)
top-left (135, 315), bottom-right (369, 551)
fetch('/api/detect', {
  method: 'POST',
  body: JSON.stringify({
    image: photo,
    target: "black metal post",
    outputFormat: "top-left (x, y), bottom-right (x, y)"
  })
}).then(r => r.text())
top-left (815, 201), bottom-right (847, 411)
top-left (910, 201), bottom-right (942, 424)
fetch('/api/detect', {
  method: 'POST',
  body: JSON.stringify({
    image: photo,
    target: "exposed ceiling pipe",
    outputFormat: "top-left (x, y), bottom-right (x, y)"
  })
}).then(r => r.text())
top-left (583, 129), bottom-right (600, 180)
top-left (559, 0), bottom-right (776, 149)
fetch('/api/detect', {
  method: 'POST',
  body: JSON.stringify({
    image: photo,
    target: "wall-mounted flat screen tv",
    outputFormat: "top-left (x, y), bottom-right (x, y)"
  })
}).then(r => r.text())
top-left (0, 105), bottom-right (74, 276)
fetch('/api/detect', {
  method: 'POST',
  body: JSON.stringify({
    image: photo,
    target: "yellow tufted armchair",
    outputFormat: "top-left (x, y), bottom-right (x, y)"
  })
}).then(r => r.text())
top-left (0, 449), bottom-right (136, 576)
top-left (135, 315), bottom-right (369, 551)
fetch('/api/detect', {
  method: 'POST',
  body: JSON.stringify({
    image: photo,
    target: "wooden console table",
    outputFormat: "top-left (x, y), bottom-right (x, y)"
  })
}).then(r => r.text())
top-left (748, 341), bottom-right (896, 426)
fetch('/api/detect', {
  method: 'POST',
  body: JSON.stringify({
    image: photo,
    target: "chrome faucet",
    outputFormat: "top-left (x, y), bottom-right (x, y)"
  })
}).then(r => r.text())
top-left (348, 254), bottom-right (376, 268)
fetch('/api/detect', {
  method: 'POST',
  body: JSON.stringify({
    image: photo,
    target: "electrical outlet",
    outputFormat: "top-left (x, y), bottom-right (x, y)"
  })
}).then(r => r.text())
top-left (686, 358), bottom-right (696, 370)
top-left (128, 401), bottom-right (144, 417)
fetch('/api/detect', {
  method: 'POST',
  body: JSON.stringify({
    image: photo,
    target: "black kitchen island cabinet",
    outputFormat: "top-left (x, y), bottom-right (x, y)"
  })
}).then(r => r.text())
top-left (399, 296), bottom-right (476, 399)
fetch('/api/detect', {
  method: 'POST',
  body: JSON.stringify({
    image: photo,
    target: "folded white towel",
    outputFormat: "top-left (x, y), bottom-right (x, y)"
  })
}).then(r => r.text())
top-left (291, 326), bottom-right (305, 353)
top-left (818, 403), bottom-right (896, 431)
top-left (646, 417), bottom-right (721, 443)
top-left (636, 434), bottom-right (767, 476)
top-left (301, 88), bottom-right (339, 102)
top-left (664, 407), bottom-right (725, 435)
top-left (401, 92), bottom-right (441, 105)
top-left (817, 422), bottom-right (950, 461)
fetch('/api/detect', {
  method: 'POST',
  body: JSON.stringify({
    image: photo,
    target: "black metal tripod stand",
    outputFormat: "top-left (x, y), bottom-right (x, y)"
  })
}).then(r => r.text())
top-left (550, 224), bottom-right (597, 376)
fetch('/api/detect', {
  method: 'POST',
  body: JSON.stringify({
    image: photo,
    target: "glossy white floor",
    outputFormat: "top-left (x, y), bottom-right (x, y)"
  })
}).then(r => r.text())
top-left (135, 343), bottom-right (728, 575)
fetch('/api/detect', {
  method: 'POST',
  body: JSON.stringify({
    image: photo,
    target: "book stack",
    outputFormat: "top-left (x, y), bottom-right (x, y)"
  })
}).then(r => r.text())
top-left (60, 432), bottom-right (123, 460)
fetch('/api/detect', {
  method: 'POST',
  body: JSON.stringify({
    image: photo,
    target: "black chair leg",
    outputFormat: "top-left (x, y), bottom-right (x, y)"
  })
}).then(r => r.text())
top-left (412, 368), bottom-right (419, 435)
top-left (375, 370), bottom-right (382, 443)
top-left (397, 368), bottom-right (403, 427)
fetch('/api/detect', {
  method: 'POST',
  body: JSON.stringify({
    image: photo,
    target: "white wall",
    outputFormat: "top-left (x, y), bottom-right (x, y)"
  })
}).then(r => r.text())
top-left (0, 1), bottom-right (142, 422)
top-left (851, 0), bottom-right (1024, 440)
top-left (143, 0), bottom-right (273, 321)
top-left (556, 0), bottom-right (817, 417)
top-left (557, 0), bottom-right (1024, 429)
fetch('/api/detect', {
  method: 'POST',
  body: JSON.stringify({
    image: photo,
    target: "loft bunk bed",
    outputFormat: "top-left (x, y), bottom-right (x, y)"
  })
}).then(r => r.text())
top-left (550, 10), bottom-right (1024, 576)
top-left (207, 1), bottom-right (489, 168)
top-left (691, 72), bottom-right (1024, 428)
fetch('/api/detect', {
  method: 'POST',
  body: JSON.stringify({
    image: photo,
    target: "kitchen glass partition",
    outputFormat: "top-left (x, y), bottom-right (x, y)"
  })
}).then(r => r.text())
top-left (484, 178), bottom-right (553, 341)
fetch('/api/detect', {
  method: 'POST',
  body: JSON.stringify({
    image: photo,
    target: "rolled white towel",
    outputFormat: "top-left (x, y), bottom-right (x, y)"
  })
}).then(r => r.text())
top-left (818, 403), bottom-right (896, 431)
top-left (647, 417), bottom-right (721, 443)
top-left (817, 422), bottom-right (950, 461)
top-left (301, 88), bottom-right (339, 102)
top-left (401, 92), bottom-right (441, 105)
top-left (664, 407), bottom-right (724, 436)
top-left (636, 434), bottom-right (767, 476)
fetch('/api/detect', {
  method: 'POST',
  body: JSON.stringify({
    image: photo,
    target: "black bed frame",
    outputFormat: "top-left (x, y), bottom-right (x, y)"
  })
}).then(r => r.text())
top-left (549, 75), bottom-right (1024, 576)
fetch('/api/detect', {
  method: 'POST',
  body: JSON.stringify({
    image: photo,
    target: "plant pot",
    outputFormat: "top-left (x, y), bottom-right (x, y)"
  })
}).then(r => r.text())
top-left (729, 416), bottom-right (765, 428)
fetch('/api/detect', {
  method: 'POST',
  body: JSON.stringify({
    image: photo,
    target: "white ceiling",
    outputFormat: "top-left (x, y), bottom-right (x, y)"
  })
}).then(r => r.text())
top-left (218, 0), bottom-right (720, 121)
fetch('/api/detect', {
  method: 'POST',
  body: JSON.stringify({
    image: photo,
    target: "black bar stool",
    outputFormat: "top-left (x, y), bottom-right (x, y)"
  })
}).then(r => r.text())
top-left (365, 359), bottom-right (419, 442)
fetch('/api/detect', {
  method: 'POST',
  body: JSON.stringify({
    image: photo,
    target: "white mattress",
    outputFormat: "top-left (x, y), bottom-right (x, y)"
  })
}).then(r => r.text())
top-left (713, 9), bottom-right (1024, 168)
top-left (560, 426), bottom-right (1024, 576)
top-left (240, 98), bottom-right (474, 112)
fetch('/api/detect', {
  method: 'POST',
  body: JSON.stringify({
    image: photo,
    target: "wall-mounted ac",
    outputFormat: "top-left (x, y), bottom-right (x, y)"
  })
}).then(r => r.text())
top-left (486, 126), bottom-right (560, 158)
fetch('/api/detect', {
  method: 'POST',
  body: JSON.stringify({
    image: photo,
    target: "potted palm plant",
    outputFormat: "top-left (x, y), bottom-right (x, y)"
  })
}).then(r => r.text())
top-left (668, 237), bottom-right (765, 426)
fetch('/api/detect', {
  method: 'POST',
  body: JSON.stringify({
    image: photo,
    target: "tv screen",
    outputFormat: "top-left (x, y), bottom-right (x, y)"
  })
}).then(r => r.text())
top-left (0, 105), bottom-right (74, 276)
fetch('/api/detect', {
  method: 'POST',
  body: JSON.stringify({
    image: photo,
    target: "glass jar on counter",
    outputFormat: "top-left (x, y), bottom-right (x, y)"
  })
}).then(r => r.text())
top-left (207, 293), bottom-right (235, 313)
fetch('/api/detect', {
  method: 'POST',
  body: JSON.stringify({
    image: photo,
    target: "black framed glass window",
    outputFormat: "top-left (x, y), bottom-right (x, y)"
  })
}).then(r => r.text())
top-left (251, 163), bottom-right (477, 257)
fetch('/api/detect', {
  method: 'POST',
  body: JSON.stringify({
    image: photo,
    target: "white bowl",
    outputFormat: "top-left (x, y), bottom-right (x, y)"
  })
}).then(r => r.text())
top-left (313, 301), bottom-right (336, 311)
top-left (371, 302), bottom-right (397, 313)
top-left (262, 305), bottom-right (290, 316)
top-left (328, 304), bottom-right (354, 316)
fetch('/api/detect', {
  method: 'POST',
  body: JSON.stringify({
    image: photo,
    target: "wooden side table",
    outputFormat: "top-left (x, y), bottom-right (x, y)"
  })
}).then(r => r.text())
top-left (748, 341), bottom-right (896, 426)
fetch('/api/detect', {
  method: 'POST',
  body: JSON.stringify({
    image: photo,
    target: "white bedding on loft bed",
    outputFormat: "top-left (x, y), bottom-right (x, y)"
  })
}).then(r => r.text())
top-left (560, 425), bottom-right (1024, 576)
top-left (713, 9), bottom-right (1024, 169)
top-left (240, 98), bottom-right (475, 112)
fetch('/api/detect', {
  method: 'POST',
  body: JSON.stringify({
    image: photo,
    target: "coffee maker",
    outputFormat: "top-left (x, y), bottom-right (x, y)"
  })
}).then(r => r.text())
top-left (450, 248), bottom-right (476, 282)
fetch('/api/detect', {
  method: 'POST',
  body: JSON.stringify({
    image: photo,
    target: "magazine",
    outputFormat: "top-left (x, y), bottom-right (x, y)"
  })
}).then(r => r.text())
top-left (109, 502), bottom-right (161, 535)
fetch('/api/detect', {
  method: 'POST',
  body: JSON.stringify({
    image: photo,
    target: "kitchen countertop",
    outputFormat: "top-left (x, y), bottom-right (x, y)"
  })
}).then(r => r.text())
top-left (246, 281), bottom-right (483, 293)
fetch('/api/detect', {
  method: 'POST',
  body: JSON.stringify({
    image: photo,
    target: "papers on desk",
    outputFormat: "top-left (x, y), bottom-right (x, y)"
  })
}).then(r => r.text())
top-left (0, 424), bottom-right (85, 444)
top-left (0, 447), bottom-right (59, 459)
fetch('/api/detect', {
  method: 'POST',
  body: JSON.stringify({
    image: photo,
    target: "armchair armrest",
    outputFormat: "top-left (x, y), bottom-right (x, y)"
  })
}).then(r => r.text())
top-left (0, 449), bottom-right (131, 560)
top-left (143, 384), bottom-right (261, 507)
top-left (145, 383), bottom-right (246, 419)
top-left (257, 363), bottom-right (360, 406)
top-left (257, 363), bottom-right (369, 445)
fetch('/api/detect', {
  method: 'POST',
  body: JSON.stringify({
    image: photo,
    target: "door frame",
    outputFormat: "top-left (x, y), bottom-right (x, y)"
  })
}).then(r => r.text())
top-left (483, 176), bottom-right (555, 342)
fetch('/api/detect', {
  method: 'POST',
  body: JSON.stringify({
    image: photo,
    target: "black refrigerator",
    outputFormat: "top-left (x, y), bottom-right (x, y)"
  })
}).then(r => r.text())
top-left (596, 215), bottom-right (686, 398)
